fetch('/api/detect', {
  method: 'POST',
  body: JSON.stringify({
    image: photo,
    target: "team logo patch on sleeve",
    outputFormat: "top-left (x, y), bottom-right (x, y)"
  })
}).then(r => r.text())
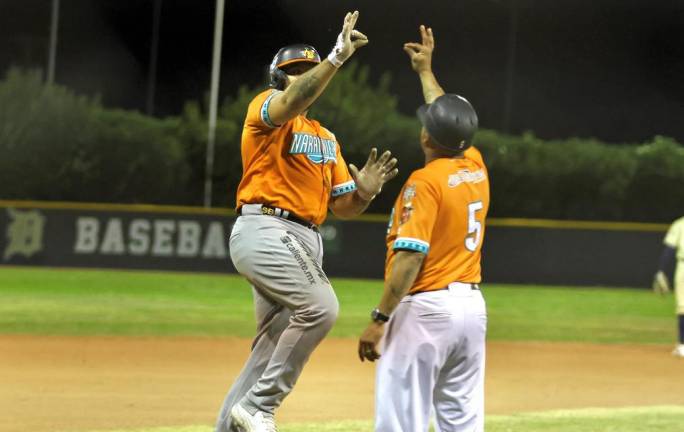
top-left (399, 184), bottom-right (416, 225)
top-left (400, 206), bottom-right (413, 225)
top-left (402, 184), bottom-right (416, 203)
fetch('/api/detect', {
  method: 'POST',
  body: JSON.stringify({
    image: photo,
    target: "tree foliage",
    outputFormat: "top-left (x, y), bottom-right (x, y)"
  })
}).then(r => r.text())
top-left (0, 68), bottom-right (190, 203)
top-left (1, 67), bottom-right (682, 222)
top-left (475, 131), bottom-right (684, 221)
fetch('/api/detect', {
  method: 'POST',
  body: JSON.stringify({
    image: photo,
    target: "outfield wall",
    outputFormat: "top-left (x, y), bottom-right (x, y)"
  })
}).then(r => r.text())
top-left (0, 201), bottom-right (669, 288)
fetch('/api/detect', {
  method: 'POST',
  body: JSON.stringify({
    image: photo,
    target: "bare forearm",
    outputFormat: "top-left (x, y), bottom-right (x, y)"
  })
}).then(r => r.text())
top-left (377, 252), bottom-right (424, 315)
top-left (281, 60), bottom-right (338, 112)
top-left (418, 70), bottom-right (445, 104)
top-left (330, 191), bottom-right (372, 219)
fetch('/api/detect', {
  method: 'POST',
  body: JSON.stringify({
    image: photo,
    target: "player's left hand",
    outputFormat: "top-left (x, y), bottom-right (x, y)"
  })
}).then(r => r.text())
top-left (358, 322), bottom-right (384, 362)
top-left (349, 148), bottom-right (399, 201)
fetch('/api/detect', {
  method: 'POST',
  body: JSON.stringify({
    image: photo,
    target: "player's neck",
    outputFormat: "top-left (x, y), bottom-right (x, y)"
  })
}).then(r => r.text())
top-left (424, 150), bottom-right (464, 165)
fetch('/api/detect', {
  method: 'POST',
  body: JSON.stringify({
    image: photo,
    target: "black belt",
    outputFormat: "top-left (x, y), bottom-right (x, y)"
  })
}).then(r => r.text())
top-left (410, 284), bottom-right (480, 296)
top-left (238, 204), bottom-right (319, 233)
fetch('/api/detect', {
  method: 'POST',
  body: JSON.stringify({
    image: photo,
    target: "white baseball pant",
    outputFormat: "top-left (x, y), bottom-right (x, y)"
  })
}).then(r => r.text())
top-left (676, 261), bottom-right (684, 315)
top-left (375, 282), bottom-right (487, 432)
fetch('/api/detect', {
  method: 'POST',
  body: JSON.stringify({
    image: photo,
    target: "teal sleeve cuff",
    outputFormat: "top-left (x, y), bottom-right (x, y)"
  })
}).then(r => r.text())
top-left (331, 180), bottom-right (357, 197)
top-left (393, 237), bottom-right (430, 254)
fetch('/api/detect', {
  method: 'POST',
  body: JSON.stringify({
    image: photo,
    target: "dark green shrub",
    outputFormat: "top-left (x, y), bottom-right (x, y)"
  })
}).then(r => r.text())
top-left (1, 67), bottom-right (682, 222)
top-left (0, 68), bottom-right (190, 204)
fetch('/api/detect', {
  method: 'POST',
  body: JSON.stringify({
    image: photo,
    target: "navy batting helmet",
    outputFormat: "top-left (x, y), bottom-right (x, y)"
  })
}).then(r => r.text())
top-left (417, 94), bottom-right (479, 152)
top-left (269, 44), bottom-right (321, 90)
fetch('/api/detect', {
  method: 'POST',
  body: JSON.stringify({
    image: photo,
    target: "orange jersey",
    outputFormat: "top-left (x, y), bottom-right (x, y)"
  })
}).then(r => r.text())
top-left (385, 147), bottom-right (490, 294)
top-left (236, 89), bottom-right (356, 226)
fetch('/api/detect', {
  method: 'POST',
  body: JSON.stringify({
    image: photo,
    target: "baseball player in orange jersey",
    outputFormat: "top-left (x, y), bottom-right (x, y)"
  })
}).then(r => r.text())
top-left (359, 26), bottom-right (489, 431)
top-left (215, 11), bottom-right (399, 432)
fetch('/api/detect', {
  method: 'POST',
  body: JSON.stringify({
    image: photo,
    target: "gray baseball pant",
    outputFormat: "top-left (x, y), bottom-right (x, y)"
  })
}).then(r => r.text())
top-left (215, 211), bottom-right (338, 432)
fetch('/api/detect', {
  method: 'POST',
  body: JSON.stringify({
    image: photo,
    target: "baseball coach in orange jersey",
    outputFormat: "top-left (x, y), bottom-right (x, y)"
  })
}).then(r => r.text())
top-left (359, 25), bottom-right (489, 432)
top-left (216, 11), bottom-right (399, 432)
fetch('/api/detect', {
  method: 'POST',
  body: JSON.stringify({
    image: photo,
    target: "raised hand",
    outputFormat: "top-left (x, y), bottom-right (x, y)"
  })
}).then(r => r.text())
top-left (403, 25), bottom-right (435, 73)
top-left (349, 148), bottom-right (399, 201)
top-left (327, 11), bottom-right (369, 67)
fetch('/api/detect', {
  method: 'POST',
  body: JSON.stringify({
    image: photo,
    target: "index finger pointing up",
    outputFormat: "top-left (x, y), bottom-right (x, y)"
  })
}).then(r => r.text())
top-left (349, 10), bottom-right (359, 30)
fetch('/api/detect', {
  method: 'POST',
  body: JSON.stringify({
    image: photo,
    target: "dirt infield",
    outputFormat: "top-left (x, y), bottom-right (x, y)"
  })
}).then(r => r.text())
top-left (1, 336), bottom-right (683, 432)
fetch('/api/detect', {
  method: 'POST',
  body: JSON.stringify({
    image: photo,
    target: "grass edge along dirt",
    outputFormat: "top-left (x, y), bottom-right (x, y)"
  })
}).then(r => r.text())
top-left (83, 405), bottom-right (684, 432)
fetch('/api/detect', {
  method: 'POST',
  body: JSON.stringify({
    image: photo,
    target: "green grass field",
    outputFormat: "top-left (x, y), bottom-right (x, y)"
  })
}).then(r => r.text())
top-left (0, 266), bottom-right (676, 343)
top-left (1, 266), bottom-right (682, 432)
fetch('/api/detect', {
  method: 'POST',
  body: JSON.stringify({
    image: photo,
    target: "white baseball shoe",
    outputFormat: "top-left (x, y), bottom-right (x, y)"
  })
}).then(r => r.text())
top-left (672, 344), bottom-right (684, 358)
top-left (230, 403), bottom-right (278, 432)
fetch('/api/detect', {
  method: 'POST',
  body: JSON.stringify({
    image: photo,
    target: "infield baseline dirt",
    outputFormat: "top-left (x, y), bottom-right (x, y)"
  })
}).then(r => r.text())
top-left (1, 336), bottom-right (683, 432)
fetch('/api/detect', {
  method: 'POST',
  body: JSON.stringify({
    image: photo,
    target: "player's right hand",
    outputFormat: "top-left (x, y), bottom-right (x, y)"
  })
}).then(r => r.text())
top-left (403, 25), bottom-right (435, 73)
top-left (327, 11), bottom-right (369, 67)
top-left (652, 270), bottom-right (671, 295)
top-left (358, 322), bottom-right (384, 362)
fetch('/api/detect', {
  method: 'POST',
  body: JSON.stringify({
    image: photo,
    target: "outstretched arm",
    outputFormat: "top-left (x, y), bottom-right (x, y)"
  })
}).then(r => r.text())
top-left (268, 61), bottom-right (338, 125)
top-left (404, 25), bottom-right (445, 104)
top-left (358, 251), bottom-right (425, 362)
top-left (267, 11), bottom-right (369, 125)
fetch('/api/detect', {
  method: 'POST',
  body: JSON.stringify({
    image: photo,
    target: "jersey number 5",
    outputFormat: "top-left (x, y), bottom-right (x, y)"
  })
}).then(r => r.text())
top-left (465, 201), bottom-right (484, 252)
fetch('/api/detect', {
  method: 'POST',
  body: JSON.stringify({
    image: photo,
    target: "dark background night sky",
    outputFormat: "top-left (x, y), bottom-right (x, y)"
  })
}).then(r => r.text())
top-left (1, 0), bottom-right (683, 144)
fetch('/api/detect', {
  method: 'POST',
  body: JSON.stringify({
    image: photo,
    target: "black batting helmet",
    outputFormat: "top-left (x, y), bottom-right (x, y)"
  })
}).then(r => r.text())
top-left (269, 44), bottom-right (321, 90)
top-left (417, 94), bottom-right (479, 152)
